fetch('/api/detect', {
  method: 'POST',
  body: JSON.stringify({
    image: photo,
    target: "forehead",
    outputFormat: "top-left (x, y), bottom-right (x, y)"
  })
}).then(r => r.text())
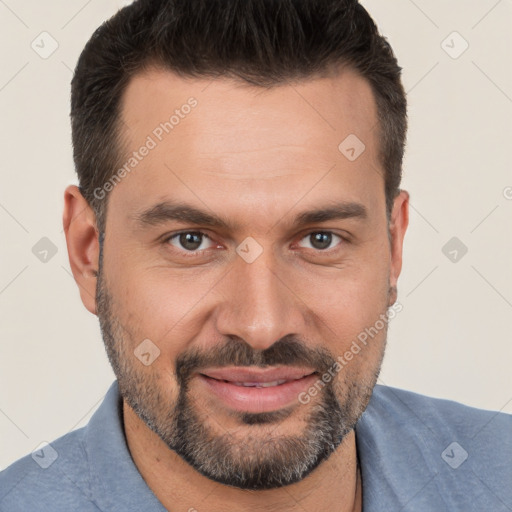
top-left (110, 66), bottom-right (383, 227)
top-left (120, 66), bottom-right (378, 151)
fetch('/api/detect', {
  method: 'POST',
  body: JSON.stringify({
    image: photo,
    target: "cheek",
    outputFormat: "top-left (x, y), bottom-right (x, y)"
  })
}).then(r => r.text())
top-left (299, 258), bottom-right (390, 328)
top-left (107, 264), bottom-right (222, 358)
top-left (291, 259), bottom-right (391, 375)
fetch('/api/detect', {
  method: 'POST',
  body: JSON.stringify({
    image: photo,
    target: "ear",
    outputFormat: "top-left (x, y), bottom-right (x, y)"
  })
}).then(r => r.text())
top-left (387, 189), bottom-right (409, 306)
top-left (62, 185), bottom-right (100, 315)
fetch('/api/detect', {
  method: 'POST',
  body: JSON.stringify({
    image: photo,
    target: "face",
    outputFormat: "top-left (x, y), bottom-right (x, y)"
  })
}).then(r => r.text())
top-left (93, 67), bottom-right (407, 490)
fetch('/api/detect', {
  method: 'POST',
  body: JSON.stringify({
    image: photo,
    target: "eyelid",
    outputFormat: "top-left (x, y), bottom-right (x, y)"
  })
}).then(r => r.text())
top-left (163, 230), bottom-right (218, 254)
top-left (295, 231), bottom-right (346, 251)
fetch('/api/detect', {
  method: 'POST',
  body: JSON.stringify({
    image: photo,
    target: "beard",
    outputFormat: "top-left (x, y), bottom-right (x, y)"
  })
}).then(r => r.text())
top-left (95, 239), bottom-right (385, 490)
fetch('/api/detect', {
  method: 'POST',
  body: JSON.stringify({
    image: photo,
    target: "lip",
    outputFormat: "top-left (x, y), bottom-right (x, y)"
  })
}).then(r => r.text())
top-left (201, 366), bottom-right (316, 383)
top-left (197, 366), bottom-right (318, 413)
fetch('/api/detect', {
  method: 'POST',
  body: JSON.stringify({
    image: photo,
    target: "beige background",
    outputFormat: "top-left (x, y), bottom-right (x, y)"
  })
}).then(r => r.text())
top-left (1, 0), bottom-right (511, 469)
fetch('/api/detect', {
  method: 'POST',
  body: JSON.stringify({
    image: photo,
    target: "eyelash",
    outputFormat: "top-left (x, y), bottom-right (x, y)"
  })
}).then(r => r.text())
top-left (162, 230), bottom-right (348, 258)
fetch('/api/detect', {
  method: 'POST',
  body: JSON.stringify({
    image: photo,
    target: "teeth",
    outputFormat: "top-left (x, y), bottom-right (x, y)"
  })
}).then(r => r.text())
top-left (230, 379), bottom-right (288, 388)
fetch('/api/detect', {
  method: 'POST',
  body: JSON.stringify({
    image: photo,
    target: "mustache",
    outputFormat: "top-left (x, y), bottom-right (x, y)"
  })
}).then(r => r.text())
top-left (175, 334), bottom-right (336, 385)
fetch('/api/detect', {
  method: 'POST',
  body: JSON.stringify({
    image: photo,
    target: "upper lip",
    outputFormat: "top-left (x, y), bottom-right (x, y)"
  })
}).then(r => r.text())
top-left (200, 366), bottom-right (316, 383)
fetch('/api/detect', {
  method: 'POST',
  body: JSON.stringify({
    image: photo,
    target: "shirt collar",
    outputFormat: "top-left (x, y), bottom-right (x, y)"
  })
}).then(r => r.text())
top-left (85, 380), bottom-right (167, 512)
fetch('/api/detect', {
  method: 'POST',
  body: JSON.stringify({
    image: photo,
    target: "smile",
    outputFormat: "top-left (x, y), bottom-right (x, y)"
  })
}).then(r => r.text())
top-left (197, 366), bottom-right (318, 413)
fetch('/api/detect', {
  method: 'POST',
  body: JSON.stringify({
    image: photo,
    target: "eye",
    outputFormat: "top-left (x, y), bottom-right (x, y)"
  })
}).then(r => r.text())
top-left (165, 231), bottom-right (216, 252)
top-left (297, 231), bottom-right (344, 251)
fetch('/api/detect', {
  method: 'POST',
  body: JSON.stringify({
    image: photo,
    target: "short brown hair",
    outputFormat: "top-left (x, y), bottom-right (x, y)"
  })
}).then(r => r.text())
top-left (71, 0), bottom-right (407, 233)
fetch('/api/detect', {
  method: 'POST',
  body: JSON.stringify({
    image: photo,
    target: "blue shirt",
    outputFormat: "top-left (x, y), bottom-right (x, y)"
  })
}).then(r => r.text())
top-left (1, 381), bottom-right (511, 511)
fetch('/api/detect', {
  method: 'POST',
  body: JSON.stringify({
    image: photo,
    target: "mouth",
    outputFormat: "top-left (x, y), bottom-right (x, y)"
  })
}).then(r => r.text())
top-left (197, 366), bottom-right (318, 413)
top-left (210, 379), bottom-right (294, 388)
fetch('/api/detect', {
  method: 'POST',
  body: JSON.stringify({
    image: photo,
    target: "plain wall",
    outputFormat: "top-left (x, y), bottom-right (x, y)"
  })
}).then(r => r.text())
top-left (1, 0), bottom-right (511, 469)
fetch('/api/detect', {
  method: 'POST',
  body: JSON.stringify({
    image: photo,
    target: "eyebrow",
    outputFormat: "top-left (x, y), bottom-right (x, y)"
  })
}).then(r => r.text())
top-left (132, 200), bottom-right (368, 231)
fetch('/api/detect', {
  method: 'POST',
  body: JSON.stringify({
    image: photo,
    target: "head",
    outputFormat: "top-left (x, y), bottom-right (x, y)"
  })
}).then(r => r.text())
top-left (64, 0), bottom-right (409, 491)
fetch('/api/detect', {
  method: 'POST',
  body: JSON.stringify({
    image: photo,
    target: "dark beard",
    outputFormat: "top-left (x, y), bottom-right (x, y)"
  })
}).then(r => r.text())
top-left (95, 232), bottom-right (382, 490)
top-left (159, 374), bottom-right (362, 489)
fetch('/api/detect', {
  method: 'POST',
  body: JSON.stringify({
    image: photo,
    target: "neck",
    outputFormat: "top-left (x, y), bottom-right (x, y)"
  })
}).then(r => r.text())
top-left (123, 400), bottom-right (362, 512)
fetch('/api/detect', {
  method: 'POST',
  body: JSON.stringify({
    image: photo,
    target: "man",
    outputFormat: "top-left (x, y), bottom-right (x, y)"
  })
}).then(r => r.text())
top-left (1, 0), bottom-right (510, 510)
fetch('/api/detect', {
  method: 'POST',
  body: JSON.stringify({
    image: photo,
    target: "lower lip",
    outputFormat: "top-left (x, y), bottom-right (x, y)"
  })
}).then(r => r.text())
top-left (198, 373), bottom-right (318, 413)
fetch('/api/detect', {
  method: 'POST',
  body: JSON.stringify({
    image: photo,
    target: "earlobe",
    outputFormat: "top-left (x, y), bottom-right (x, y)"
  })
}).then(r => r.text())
top-left (62, 185), bottom-right (100, 315)
top-left (388, 189), bottom-right (410, 306)
top-left (387, 285), bottom-right (398, 308)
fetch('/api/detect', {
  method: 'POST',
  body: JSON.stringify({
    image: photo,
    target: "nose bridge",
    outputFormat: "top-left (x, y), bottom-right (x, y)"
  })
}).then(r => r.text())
top-left (214, 245), bottom-right (302, 350)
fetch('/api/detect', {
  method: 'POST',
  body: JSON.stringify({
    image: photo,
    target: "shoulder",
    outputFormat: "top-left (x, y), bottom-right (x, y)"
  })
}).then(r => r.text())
top-left (1, 381), bottom-right (167, 512)
top-left (367, 384), bottom-right (512, 442)
top-left (0, 427), bottom-right (101, 512)
top-left (364, 384), bottom-right (512, 466)
top-left (356, 385), bottom-right (512, 511)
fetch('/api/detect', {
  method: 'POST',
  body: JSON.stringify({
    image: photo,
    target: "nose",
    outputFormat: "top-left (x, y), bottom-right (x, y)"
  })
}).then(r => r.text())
top-left (213, 244), bottom-right (307, 351)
